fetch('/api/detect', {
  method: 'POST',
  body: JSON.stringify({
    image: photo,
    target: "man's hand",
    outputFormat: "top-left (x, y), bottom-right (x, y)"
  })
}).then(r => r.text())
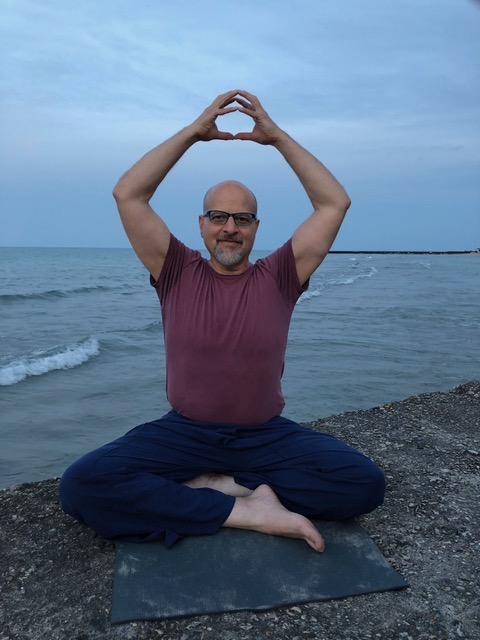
top-left (190, 90), bottom-right (282, 145)
top-left (190, 90), bottom-right (240, 142)
top-left (233, 90), bottom-right (284, 145)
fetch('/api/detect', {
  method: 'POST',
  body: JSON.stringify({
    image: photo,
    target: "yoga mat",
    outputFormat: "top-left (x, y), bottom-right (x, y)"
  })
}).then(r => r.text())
top-left (112, 520), bottom-right (408, 623)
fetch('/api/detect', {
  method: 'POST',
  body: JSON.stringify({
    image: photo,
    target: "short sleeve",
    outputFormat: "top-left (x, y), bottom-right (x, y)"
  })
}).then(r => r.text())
top-left (150, 235), bottom-right (201, 304)
top-left (257, 239), bottom-right (309, 303)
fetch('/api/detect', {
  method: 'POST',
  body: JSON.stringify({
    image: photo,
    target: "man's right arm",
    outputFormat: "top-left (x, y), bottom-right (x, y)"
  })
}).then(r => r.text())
top-left (113, 128), bottom-right (196, 281)
top-left (112, 90), bottom-right (240, 280)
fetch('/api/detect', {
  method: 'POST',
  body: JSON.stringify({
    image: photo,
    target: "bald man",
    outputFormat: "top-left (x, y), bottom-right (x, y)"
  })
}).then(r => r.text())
top-left (60, 91), bottom-right (385, 552)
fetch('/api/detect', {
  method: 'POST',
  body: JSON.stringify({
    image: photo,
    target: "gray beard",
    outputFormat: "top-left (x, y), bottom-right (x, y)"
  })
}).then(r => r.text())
top-left (214, 243), bottom-right (245, 266)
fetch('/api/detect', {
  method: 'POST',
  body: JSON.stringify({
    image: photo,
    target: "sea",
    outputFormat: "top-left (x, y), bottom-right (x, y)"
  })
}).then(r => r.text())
top-left (1, 247), bottom-right (479, 489)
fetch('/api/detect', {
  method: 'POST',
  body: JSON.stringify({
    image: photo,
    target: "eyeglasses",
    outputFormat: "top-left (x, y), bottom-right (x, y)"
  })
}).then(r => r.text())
top-left (203, 210), bottom-right (257, 227)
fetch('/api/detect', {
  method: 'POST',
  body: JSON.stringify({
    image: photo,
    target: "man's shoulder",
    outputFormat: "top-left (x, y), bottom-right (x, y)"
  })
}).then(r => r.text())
top-left (254, 239), bottom-right (293, 269)
top-left (168, 235), bottom-right (203, 261)
top-left (254, 238), bottom-right (307, 298)
top-left (151, 235), bottom-right (204, 291)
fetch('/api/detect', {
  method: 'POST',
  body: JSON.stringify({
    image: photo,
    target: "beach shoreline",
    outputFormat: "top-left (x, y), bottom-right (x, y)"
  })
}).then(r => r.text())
top-left (1, 382), bottom-right (479, 640)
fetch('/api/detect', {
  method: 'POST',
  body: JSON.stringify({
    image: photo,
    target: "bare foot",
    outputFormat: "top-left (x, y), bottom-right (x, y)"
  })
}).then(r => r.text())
top-left (223, 484), bottom-right (325, 552)
top-left (183, 473), bottom-right (253, 497)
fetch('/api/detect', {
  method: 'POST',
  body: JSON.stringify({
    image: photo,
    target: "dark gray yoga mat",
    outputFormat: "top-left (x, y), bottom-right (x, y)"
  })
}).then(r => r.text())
top-left (112, 520), bottom-right (408, 623)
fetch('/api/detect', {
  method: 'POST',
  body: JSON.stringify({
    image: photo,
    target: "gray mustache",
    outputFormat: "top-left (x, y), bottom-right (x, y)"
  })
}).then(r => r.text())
top-left (217, 235), bottom-right (243, 243)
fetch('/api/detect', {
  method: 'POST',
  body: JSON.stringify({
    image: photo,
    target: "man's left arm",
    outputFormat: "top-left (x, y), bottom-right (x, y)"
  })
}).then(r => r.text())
top-left (273, 133), bottom-right (351, 285)
top-left (235, 91), bottom-right (351, 285)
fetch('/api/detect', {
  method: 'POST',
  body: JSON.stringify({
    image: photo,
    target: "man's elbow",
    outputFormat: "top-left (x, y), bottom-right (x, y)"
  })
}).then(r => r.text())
top-left (326, 188), bottom-right (351, 215)
top-left (112, 178), bottom-right (127, 204)
top-left (340, 193), bottom-right (352, 213)
top-left (113, 177), bottom-right (151, 207)
top-left (329, 195), bottom-right (351, 219)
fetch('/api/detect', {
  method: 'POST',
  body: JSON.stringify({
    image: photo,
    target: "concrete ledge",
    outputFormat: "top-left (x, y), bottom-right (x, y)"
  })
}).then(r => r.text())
top-left (1, 382), bottom-right (479, 640)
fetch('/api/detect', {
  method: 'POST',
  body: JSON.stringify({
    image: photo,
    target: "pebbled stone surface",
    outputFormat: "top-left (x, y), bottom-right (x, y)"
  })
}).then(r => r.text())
top-left (1, 382), bottom-right (479, 640)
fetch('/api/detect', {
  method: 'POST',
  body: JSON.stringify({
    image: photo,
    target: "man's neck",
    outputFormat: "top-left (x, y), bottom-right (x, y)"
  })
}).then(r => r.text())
top-left (207, 258), bottom-right (253, 276)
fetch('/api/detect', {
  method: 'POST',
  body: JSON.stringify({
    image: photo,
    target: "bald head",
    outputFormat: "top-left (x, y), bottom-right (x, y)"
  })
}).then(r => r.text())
top-left (203, 181), bottom-right (257, 215)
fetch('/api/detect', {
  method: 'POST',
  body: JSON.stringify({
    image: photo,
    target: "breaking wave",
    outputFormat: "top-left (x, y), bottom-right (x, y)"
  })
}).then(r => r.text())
top-left (298, 266), bottom-right (377, 303)
top-left (0, 285), bottom-right (115, 303)
top-left (297, 289), bottom-right (321, 303)
top-left (0, 338), bottom-right (100, 386)
top-left (329, 266), bottom-right (378, 286)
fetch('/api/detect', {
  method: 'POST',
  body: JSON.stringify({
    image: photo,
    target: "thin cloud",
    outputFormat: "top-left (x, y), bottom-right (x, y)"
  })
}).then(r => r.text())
top-left (1, 0), bottom-right (479, 250)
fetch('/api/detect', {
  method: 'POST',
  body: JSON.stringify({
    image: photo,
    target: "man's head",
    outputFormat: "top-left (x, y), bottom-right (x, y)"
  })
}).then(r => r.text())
top-left (199, 180), bottom-right (260, 274)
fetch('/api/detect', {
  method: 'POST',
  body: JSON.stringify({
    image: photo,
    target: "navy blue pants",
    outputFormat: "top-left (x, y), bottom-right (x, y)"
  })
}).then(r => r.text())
top-left (59, 411), bottom-right (385, 547)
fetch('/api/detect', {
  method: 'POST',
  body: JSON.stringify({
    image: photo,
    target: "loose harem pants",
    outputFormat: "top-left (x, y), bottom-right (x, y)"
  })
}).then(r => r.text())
top-left (60, 411), bottom-right (385, 547)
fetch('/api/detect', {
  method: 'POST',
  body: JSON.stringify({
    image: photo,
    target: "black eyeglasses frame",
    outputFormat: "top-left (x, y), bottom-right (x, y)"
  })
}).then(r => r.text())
top-left (203, 210), bottom-right (257, 226)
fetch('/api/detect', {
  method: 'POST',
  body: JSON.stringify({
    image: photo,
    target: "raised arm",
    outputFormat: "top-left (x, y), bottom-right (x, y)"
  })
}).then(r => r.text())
top-left (112, 90), bottom-right (240, 280)
top-left (234, 91), bottom-right (351, 285)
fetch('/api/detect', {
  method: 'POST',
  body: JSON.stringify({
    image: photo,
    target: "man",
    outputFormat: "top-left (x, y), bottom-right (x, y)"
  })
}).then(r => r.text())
top-left (60, 90), bottom-right (385, 552)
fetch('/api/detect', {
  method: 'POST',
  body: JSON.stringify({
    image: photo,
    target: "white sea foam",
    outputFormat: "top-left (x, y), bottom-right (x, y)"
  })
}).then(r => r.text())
top-left (0, 338), bottom-right (100, 386)
top-left (297, 266), bottom-right (378, 303)
top-left (297, 289), bottom-right (322, 303)
top-left (332, 266), bottom-right (377, 286)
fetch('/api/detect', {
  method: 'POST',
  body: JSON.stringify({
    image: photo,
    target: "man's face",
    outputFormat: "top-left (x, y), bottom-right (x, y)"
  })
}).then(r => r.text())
top-left (199, 182), bottom-right (259, 274)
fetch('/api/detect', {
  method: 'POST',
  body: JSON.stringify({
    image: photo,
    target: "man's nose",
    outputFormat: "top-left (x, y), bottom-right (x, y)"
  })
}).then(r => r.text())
top-left (223, 216), bottom-right (238, 232)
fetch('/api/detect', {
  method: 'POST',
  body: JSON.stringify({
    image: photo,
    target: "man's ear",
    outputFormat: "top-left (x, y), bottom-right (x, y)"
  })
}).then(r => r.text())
top-left (198, 215), bottom-right (205, 237)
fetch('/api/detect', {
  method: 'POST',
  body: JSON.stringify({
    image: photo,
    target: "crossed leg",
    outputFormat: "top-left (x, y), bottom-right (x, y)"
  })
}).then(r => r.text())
top-left (184, 473), bottom-right (325, 552)
top-left (60, 412), bottom-right (384, 551)
top-left (183, 473), bottom-right (253, 496)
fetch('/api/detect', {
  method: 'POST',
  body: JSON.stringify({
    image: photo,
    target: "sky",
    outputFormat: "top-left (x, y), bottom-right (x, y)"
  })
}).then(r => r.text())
top-left (1, 0), bottom-right (479, 251)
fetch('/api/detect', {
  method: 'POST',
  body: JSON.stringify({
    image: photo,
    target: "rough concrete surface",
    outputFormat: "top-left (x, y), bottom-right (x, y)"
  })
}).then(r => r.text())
top-left (1, 382), bottom-right (479, 640)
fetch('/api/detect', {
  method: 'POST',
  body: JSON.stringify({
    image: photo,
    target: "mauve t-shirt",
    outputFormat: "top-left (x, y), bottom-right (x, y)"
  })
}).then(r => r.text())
top-left (151, 235), bottom-right (308, 425)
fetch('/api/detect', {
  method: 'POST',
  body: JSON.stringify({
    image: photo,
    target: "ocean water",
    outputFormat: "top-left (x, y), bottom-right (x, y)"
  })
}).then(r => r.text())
top-left (0, 247), bottom-right (479, 488)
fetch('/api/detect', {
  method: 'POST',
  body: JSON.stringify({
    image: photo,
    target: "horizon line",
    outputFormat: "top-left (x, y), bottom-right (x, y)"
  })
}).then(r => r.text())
top-left (1, 245), bottom-right (479, 255)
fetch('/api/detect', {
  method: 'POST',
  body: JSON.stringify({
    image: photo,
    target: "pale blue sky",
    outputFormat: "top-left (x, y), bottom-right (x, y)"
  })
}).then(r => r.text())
top-left (1, 0), bottom-right (479, 250)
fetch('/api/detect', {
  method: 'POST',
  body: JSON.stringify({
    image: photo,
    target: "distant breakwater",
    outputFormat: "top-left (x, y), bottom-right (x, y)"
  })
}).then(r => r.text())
top-left (329, 250), bottom-right (479, 255)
